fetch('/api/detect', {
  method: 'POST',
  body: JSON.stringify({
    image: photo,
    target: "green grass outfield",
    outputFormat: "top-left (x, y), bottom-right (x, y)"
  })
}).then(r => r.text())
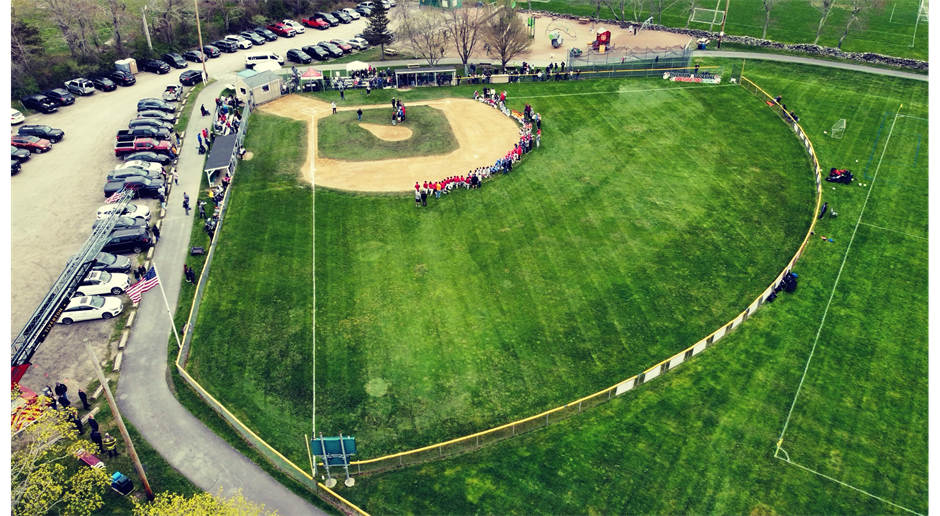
top-left (188, 76), bottom-right (814, 468)
top-left (540, 0), bottom-right (927, 61)
top-left (329, 62), bottom-right (928, 515)
top-left (317, 105), bottom-right (458, 161)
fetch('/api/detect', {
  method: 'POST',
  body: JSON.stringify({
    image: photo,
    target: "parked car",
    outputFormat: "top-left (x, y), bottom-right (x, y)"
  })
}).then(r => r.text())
top-left (109, 70), bottom-right (137, 86)
top-left (12, 159), bottom-right (21, 174)
top-left (18, 125), bottom-right (64, 143)
top-left (303, 45), bottom-right (330, 61)
top-left (137, 98), bottom-right (175, 113)
top-left (122, 151), bottom-right (173, 165)
top-left (266, 23), bottom-right (297, 37)
top-left (317, 41), bottom-right (344, 58)
top-left (286, 49), bottom-right (313, 64)
top-left (225, 34), bottom-right (253, 49)
top-left (211, 40), bottom-right (238, 53)
top-left (314, 12), bottom-right (340, 26)
top-left (282, 19), bottom-right (306, 33)
top-left (92, 215), bottom-right (150, 231)
top-left (108, 167), bottom-right (163, 183)
top-left (96, 202), bottom-right (152, 221)
top-left (179, 70), bottom-right (204, 86)
top-left (140, 59), bottom-right (171, 74)
top-left (115, 161), bottom-right (165, 175)
top-left (253, 27), bottom-right (279, 41)
top-left (11, 146), bottom-right (30, 162)
top-left (348, 37), bottom-right (370, 50)
top-left (330, 39), bottom-right (354, 53)
top-left (114, 137), bottom-right (175, 158)
top-left (202, 45), bottom-right (221, 58)
top-left (11, 109), bottom-right (25, 125)
top-left (11, 135), bottom-right (52, 153)
top-left (355, 6), bottom-right (373, 17)
top-left (90, 76), bottom-right (118, 92)
top-left (57, 296), bottom-right (124, 324)
top-left (389, 0), bottom-right (396, 6)
top-left (42, 88), bottom-right (75, 107)
top-left (116, 127), bottom-right (172, 141)
top-left (104, 175), bottom-right (166, 199)
top-left (163, 84), bottom-right (183, 102)
top-left (182, 50), bottom-right (207, 62)
top-left (101, 228), bottom-right (154, 255)
top-left (331, 11), bottom-right (352, 24)
top-left (302, 17), bottom-right (330, 30)
top-left (381, 0), bottom-right (392, 8)
top-left (342, 7), bottom-right (362, 19)
top-left (240, 31), bottom-right (266, 45)
top-left (20, 95), bottom-right (58, 114)
top-left (162, 52), bottom-right (188, 68)
top-left (137, 110), bottom-right (176, 122)
top-left (74, 271), bottom-right (130, 296)
top-left (64, 78), bottom-right (96, 95)
top-left (75, 252), bottom-right (133, 274)
top-left (128, 118), bottom-right (174, 132)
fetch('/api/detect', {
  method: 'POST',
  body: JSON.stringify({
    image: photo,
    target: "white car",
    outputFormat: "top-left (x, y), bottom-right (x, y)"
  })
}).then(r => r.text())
top-left (57, 296), bottom-right (124, 325)
top-left (97, 203), bottom-right (152, 221)
top-left (348, 37), bottom-right (369, 50)
top-left (74, 271), bottom-right (130, 297)
top-left (115, 161), bottom-right (164, 175)
top-left (225, 34), bottom-right (253, 49)
top-left (11, 109), bottom-right (25, 125)
top-left (342, 8), bottom-right (361, 19)
top-left (282, 20), bottom-right (306, 34)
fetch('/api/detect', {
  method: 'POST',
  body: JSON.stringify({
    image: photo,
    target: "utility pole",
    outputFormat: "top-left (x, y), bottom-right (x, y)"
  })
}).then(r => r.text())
top-left (717, 0), bottom-right (729, 48)
top-left (142, 6), bottom-right (153, 52)
top-left (83, 340), bottom-right (154, 501)
top-left (194, 0), bottom-right (209, 82)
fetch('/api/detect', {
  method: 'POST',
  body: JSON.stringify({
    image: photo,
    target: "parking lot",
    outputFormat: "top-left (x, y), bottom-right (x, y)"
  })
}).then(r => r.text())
top-left (11, 16), bottom-right (373, 393)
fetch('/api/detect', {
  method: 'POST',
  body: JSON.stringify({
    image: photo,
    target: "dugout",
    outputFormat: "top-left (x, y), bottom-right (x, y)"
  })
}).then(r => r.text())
top-left (395, 67), bottom-right (455, 88)
top-left (204, 134), bottom-right (239, 186)
top-left (567, 44), bottom-right (694, 78)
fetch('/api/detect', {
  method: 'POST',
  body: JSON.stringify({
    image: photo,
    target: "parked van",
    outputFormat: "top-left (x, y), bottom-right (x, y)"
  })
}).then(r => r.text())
top-left (245, 52), bottom-right (285, 69)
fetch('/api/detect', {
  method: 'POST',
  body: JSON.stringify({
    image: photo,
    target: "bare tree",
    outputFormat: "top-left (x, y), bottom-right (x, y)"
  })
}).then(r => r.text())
top-left (683, 0), bottom-right (696, 28)
top-left (651, 0), bottom-right (685, 24)
top-left (485, 0), bottom-right (528, 72)
top-left (41, 0), bottom-right (83, 58)
top-left (11, 7), bottom-right (44, 78)
top-left (760, 0), bottom-right (779, 39)
top-left (205, 0), bottom-right (245, 34)
top-left (107, 0), bottom-right (129, 56)
top-left (837, 0), bottom-right (880, 48)
top-left (73, 0), bottom-right (105, 52)
top-left (811, 0), bottom-right (836, 45)
top-left (448, 7), bottom-right (487, 74)
top-left (408, 10), bottom-right (449, 66)
top-left (154, 0), bottom-right (188, 45)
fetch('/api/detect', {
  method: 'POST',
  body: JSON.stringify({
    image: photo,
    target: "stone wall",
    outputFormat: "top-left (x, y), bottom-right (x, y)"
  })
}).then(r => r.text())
top-left (524, 11), bottom-right (928, 71)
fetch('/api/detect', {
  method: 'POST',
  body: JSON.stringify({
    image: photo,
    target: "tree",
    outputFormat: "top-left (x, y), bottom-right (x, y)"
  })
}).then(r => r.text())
top-left (362, 2), bottom-right (394, 59)
top-left (837, 0), bottom-right (880, 49)
top-left (760, 0), bottom-right (779, 39)
top-left (811, 0), bottom-right (836, 45)
top-left (407, 11), bottom-right (449, 66)
top-left (107, 0), bottom-right (129, 56)
top-left (205, 0), bottom-right (246, 34)
top-left (132, 488), bottom-right (279, 516)
top-left (484, 0), bottom-right (529, 72)
top-left (11, 397), bottom-right (111, 516)
top-left (650, 0), bottom-right (686, 25)
top-left (448, 7), bottom-right (487, 74)
top-left (40, 0), bottom-right (84, 58)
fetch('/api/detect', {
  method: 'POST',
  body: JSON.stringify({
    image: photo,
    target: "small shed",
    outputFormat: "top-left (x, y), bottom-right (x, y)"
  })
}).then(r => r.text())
top-left (234, 70), bottom-right (283, 106)
top-left (395, 67), bottom-right (456, 88)
top-left (204, 134), bottom-right (239, 186)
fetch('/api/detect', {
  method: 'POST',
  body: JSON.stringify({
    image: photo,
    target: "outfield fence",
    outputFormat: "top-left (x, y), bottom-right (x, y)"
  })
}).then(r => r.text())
top-left (172, 74), bottom-right (822, 509)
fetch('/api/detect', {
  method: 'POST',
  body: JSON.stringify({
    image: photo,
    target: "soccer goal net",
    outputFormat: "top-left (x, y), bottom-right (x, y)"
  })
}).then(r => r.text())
top-left (918, 0), bottom-right (929, 22)
top-left (690, 8), bottom-right (725, 26)
top-left (831, 119), bottom-right (846, 139)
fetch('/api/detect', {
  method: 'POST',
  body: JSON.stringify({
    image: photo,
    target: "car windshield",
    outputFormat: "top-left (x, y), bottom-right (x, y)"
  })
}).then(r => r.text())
top-left (89, 297), bottom-right (105, 308)
top-left (97, 253), bottom-right (117, 265)
top-left (19, 136), bottom-right (39, 143)
top-left (99, 271), bottom-right (112, 282)
top-left (126, 204), bottom-right (138, 213)
top-left (119, 216), bottom-right (136, 225)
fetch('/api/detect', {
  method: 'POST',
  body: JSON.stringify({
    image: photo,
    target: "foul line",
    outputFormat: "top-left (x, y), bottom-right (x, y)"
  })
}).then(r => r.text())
top-left (513, 83), bottom-right (735, 99)
top-left (309, 108), bottom-right (317, 436)
top-left (859, 222), bottom-right (928, 241)
top-left (774, 451), bottom-right (925, 516)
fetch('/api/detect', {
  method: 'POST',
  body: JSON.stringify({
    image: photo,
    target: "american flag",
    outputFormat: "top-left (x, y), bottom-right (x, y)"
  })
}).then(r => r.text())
top-left (126, 267), bottom-right (159, 303)
top-left (105, 190), bottom-right (123, 203)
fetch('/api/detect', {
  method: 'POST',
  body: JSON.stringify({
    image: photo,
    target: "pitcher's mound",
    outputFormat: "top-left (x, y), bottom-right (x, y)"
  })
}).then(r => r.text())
top-left (359, 123), bottom-right (413, 141)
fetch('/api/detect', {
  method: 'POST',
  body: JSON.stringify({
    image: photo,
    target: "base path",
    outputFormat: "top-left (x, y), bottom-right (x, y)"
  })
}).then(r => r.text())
top-left (258, 96), bottom-right (521, 192)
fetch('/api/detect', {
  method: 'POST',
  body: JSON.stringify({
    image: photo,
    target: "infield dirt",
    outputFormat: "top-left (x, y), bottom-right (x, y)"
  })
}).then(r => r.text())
top-left (258, 95), bottom-right (520, 192)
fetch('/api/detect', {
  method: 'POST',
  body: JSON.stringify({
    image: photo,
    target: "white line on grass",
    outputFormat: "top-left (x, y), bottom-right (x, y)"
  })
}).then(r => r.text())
top-left (310, 109), bottom-right (317, 435)
top-left (859, 222), bottom-right (928, 241)
top-left (898, 114), bottom-right (929, 122)
top-left (774, 108), bottom-right (919, 508)
top-left (774, 451), bottom-right (926, 516)
top-left (512, 83), bottom-right (736, 99)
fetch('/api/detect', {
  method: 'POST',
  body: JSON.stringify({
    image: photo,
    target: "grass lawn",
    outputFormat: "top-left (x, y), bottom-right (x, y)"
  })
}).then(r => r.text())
top-left (327, 61), bottom-right (928, 516)
top-left (189, 77), bottom-right (814, 470)
top-left (542, 0), bottom-right (928, 61)
top-left (318, 105), bottom-right (458, 161)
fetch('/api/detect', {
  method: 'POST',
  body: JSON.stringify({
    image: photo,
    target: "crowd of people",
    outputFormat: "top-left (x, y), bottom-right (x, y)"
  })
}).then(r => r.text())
top-left (773, 94), bottom-right (800, 123)
top-left (412, 89), bottom-right (542, 208)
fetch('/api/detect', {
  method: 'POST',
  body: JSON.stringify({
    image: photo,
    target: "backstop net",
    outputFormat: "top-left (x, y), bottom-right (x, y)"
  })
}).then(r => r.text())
top-left (566, 45), bottom-right (695, 79)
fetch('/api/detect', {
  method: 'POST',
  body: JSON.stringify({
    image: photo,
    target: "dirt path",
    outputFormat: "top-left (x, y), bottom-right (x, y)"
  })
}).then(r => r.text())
top-left (258, 95), bottom-right (520, 192)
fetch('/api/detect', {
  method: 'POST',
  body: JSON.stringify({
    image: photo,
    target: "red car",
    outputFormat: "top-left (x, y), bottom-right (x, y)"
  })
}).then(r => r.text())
top-left (302, 17), bottom-right (330, 30)
top-left (330, 39), bottom-right (354, 53)
top-left (266, 23), bottom-right (296, 37)
top-left (11, 135), bottom-right (52, 153)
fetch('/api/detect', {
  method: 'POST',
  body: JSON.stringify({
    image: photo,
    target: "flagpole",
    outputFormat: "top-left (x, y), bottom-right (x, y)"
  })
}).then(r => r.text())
top-left (151, 261), bottom-right (183, 350)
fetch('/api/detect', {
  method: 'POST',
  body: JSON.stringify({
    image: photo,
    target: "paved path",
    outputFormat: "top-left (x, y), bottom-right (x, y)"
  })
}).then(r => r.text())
top-left (116, 75), bottom-right (324, 516)
top-left (693, 50), bottom-right (928, 81)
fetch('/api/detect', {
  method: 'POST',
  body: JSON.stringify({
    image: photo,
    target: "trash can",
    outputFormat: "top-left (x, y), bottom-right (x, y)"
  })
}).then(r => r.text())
top-left (698, 42), bottom-right (707, 50)
top-left (110, 472), bottom-right (134, 496)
